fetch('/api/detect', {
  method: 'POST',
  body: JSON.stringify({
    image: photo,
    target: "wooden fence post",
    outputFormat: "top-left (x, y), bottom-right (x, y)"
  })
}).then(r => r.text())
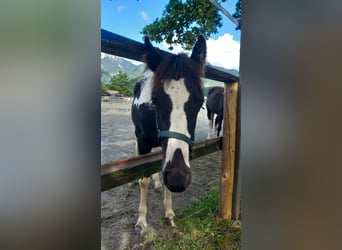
top-left (219, 82), bottom-right (239, 220)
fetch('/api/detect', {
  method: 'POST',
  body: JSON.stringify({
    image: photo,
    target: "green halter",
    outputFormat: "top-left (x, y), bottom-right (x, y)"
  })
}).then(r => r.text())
top-left (158, 130), bottom-right (195, 149)
top-left (154, 108), bottom-right (195, 149)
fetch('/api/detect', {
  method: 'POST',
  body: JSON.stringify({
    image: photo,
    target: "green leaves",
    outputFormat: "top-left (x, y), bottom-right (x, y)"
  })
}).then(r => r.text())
top-left (142, 0), bottom-right (241, 50)
top-left (108, 71), bottom-right (133, 96)
top-left (142, 0), bottom-right (222, 50)
top-left (232, 0), bottom-right (241, 20)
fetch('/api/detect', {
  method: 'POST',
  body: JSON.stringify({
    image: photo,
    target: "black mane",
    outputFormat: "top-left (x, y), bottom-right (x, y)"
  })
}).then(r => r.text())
top-left (151, 53), bottom-right (204, 101)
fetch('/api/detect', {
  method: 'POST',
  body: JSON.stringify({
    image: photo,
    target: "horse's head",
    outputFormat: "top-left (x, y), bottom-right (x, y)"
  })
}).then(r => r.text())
top-left (143, 36), bottom-right (206, 192)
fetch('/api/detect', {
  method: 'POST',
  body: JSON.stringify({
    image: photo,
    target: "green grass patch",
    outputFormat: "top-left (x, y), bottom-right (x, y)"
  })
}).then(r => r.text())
top-left (140, 186), bottom-right (241, 250)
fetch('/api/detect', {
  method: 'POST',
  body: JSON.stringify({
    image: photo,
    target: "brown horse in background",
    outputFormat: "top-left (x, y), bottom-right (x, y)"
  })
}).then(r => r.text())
top-left (206, 86), bottom-right (224, 138)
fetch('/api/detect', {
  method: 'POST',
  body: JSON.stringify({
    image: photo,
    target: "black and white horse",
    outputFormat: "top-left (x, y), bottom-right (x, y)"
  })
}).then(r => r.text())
top-left (206, 86), bottom-right (224, 138)
top-left (131, 35), bottom-right (206, 233)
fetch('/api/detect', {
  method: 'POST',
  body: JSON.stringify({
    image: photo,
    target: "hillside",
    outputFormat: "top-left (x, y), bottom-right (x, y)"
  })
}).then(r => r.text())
top-left (101, 53), bottom-right (144, 83)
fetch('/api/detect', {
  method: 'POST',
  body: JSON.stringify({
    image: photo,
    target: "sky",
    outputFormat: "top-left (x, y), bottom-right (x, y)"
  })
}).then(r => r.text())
top-left (101, 0), bottom-right (240, 70)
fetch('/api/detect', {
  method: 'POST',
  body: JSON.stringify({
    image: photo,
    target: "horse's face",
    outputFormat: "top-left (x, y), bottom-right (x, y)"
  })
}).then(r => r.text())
top-left (144, 36), bottom-right (206, 192)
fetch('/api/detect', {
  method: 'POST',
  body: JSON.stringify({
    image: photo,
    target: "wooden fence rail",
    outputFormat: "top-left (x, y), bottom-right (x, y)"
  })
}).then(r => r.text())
top-left (101, 29), bottom-right (241, 220)
top-left (102, 137), bottom-right (221, 192)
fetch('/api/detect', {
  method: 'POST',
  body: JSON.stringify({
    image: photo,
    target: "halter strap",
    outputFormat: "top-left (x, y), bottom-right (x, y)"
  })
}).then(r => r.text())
top-left (158, 130), bottom-right (195, 149)
top-left (154, 107), bottom-right (195, 149)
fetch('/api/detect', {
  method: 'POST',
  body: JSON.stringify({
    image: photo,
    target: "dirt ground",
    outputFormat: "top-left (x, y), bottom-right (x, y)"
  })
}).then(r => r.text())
top-left (101, 101), bottom-right (222, 250)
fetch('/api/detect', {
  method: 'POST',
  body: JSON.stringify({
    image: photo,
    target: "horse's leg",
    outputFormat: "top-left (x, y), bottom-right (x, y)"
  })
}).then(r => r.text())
top-left (151, 147), bottom-right (163, 192)
top-left (128, 142), bottom-right (140, 188)
top-left (217, 97), bottom-right (224, 137)
top-left (214, 115), bottom-right (219, 137)
top-left (164, 188), bottom-right (176, 227)
top-left (135, 139), bottom-right (154, 234)
top-left (211, 113), bottom-right (216, 138)
top-left (217, 113), bottom-right (224, 137)
top-left (151, 173), bottom-right (163, 192)
top-left (208, 111), bottom-right (214, 139)
top-left (135, 177), bottom-right (151, 234)
top-left (206, 105), bottom-right (212, 139)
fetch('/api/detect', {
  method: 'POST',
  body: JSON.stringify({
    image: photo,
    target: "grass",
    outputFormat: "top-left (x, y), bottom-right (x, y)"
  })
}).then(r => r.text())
top-left (139, 186), bottom-right (241, 250)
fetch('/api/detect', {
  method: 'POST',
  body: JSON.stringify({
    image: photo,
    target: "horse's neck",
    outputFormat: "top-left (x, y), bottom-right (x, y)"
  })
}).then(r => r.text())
top-left (134, 70), bottom-right (154, 106)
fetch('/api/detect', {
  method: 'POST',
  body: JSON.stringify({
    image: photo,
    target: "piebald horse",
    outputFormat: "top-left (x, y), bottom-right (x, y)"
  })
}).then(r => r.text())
top-left (206, 86), bottom-right (224, 138)
top-left (131, 35), bottom-right (206, 234)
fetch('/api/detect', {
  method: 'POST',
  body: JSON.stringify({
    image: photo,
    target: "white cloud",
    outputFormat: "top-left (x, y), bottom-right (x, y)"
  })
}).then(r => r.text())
top-left (140, 11), bottom-right (148, 21)
top-left (161, 40), bottom-right (187, 55)
top-left (117, 5), bottom-right (126, 13)
top-left (207, 34), bottom-right (240, 70)
top-left (160, 34), bottom-right (240, 70)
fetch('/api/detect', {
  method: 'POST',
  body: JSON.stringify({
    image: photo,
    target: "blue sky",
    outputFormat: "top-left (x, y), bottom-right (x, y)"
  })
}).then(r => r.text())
top-left (101, 0), bottom-right (240, 70)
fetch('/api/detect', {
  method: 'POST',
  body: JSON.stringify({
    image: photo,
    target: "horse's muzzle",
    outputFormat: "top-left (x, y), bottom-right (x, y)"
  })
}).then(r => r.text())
top-left (162, 148), bottom-right (191, 192)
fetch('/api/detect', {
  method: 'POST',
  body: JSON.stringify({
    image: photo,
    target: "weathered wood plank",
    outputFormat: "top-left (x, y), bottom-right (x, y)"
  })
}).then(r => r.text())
top-left (205, 66), bottom-right (239, 83)
top-left (101, 137), bottom-right (221, 192)
top-left (101, 29), bottom-right (239, 83)
top-left (232, 82), bottom-right (241, 220)
top-left (101, 152), bottom-right (163, 192)
top-left (219, 82), bottom-right (239, 220)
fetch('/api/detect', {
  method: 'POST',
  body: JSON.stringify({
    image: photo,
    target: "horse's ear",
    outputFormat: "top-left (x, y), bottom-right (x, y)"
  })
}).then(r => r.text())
top-left (143, 37), bottom-right (162, 72)
top-left (190, 35), bottom-right (207, 72)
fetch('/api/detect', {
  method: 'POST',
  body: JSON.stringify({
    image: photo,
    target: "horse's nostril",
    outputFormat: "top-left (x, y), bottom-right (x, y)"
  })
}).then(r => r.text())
top-left (164, 178), bottom-right (190, 193)
top-left (166, 184), bottom-right (186, 193)
top-left (163, 164), bottom-right (191, 192)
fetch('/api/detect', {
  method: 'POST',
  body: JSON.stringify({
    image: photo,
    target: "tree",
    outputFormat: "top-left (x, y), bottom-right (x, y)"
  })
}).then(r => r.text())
top-left (101, 70), bottom-right (107, 92)
top-left (142, 0), bottom-right (241, 50)
top-left (108, 71), bottom-right (133, 96)
top-left (232, 0), bottom-right (241, 21)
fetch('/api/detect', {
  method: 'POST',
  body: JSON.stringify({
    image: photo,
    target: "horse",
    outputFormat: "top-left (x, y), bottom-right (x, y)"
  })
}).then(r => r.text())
top-left (206, 86), bottom-right (224, 138)
top-left (131, 35), bottom-right (206, 234)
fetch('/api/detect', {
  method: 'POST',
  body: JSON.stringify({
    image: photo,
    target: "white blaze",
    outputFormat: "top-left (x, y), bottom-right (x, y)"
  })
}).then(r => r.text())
top-left (163, 78), bottom-right (191, 169)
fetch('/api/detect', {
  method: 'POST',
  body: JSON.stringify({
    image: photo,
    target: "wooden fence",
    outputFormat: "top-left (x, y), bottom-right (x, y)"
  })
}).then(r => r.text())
top-left (101, 29), bottom-right (241, 221)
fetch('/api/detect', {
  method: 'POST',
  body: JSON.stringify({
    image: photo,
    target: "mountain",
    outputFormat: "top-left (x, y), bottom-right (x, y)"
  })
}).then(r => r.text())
top-left (101, 53), bottom-right (144, 83)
